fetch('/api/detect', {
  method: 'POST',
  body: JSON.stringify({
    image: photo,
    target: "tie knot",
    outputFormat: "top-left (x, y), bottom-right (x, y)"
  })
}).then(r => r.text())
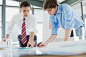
top-left (23, 18), bottom-right (25, 20)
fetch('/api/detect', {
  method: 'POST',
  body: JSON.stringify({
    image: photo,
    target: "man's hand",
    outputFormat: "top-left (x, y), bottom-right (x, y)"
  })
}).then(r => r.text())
top-left (36, 35), bottom-right (57, 47)
top-left (36, 42), bottom-right (48, 47)
top-left (27, 32), bottom-right (35, 48)
top-left (27, 41), bottom-right (35, 48)
top-left (2, 38), bottom-right (7, 42)
top-left (2, 34), bottom-right (9, 42)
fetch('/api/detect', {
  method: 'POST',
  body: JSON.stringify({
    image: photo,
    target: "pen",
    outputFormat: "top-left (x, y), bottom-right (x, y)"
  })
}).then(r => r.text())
top-left (37, 42), bottom-right (42, 46)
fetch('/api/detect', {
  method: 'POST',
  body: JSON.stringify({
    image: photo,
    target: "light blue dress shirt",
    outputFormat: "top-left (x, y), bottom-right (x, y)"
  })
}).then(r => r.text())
top-left (50, 4), bottom-right (84, 35)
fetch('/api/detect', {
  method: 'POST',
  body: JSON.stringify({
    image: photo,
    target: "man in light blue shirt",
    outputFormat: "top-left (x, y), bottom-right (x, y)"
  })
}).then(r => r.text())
top-left (37, 0), bottom-right (84, 47)
top-left (50, 4), bottom-right (84, 34)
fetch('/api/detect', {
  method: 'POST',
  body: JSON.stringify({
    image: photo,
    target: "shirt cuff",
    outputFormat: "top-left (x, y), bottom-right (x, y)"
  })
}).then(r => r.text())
top-left (51, 31), bottom-right (57, 35)
top-left (6, 30), bottom-right (12, 35)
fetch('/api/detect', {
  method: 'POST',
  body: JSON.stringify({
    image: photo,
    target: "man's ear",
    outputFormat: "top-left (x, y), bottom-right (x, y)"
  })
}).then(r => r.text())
top-left (19, 8), bottom-right (21, 13)
top-left (55, 5), bottom-right (57, 9)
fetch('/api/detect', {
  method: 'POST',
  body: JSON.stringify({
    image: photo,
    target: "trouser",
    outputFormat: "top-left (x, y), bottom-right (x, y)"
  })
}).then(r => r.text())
top-left (70, 30), bottom-right (74, 37)
top-left (70, 26), bottom-right (84, 37)
top-left (18, 34), bottom-right (37, 47)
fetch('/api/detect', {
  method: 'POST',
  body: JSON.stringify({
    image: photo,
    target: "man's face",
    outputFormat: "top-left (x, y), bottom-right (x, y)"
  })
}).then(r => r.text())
top-left (20, 6), bottom-right (30, 17)
top-left (46, 6), bottom-right (57, 16)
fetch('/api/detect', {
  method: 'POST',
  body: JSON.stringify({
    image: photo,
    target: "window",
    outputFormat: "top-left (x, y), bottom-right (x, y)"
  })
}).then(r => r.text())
top-left (6, 7), bottom-right (19, 22)
top-left (6, 0), bottom-right (19, 6)
top-left (82, 0), bottom-right (86, 15)
top-left (0, 6), bottom-right (2, 41)
top-left (34, 9), bottom-right (43, 42)
top-left (82, 0), bottom-right (86, 39)
top-left (0, 6), bottom-right (2, 27)
top-left (0, 0), bottom-right (2, 5)
top-left (34, 9), bottom-right (43, 22)
top-left (36, 23), bottom-right (43, 43)
top-left (6, 7), bottom-right (19, 42)
top-left (71, 3), bottom-right (81, 16)
top-left (0, 28), bottom-right (2, 41)
top-left (30, 9), bottom-right (32, 14)
top-left (31, 5), bottom-right (42, 8)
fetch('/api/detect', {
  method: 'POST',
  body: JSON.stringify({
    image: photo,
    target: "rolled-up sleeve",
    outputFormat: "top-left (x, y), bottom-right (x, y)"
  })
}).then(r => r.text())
top-left (7, 16), bottom-right (15, 34)
top-left (63, 4), bottom-right (75, 29)
top-left (50, 17), bottom-right (58, 35)
top-left (29, 16), bottom-right (38, 35)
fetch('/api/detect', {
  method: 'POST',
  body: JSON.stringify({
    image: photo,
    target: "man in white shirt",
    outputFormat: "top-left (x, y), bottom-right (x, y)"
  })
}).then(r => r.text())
top-left (2, 1), bottom-right (38, 48)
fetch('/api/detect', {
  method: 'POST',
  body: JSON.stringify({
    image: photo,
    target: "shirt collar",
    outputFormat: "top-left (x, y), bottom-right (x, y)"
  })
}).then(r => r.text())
top-left (21, 13), bottom-right (29, 20)
top-left (56, 5), bottom-right (62, 14)
top-left (53, 5), bottom-right (62, 16)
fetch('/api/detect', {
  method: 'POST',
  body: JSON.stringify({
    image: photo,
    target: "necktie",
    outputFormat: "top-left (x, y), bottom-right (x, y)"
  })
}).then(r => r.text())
top-left (21, 18), bottom-right (27, 44)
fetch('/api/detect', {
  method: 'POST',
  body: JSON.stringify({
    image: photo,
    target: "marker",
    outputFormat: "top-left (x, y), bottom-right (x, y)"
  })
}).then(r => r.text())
top-left (37, 42), bottom-right (42, 46)
top-left (29, 45), bottom-right (31, 47)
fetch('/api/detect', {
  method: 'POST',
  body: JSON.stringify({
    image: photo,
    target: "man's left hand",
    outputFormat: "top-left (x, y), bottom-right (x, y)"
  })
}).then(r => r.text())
top-left (27, 41), bottom-right (35, 48)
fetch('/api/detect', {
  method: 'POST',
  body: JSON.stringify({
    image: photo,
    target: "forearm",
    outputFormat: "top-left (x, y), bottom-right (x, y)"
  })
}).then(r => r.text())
top-left (64, 29), bottom-right (71, 41)
top-left (45, 34), bottom-right (57, 44)
top-left (29, 32), bottom-right (34, 41)
top-left (6, 34), bottom-right (10, 39)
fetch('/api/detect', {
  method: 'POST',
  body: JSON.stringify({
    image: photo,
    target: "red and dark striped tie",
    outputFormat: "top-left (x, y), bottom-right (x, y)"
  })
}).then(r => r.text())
top-left (21, 18), bottom-right (27, 44)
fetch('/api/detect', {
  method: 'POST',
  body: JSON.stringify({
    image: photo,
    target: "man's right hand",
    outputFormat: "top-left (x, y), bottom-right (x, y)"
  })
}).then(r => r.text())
top-left (36, 42), bottom-right (48, 47)
top-left (2, 38), bottom-right (7, 42)
top-left (2, 34), bottom-right (9, 42)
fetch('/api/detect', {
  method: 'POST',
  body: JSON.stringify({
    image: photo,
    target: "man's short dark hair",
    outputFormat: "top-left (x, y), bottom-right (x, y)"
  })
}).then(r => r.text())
top-left (43, 0), bottom-right (58, 10)
top-left (20, 1), bottom-right (31, 8)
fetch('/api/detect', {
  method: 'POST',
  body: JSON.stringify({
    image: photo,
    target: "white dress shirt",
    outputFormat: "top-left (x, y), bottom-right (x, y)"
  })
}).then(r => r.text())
top-left (7, 13), bottom-right (38, 35)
